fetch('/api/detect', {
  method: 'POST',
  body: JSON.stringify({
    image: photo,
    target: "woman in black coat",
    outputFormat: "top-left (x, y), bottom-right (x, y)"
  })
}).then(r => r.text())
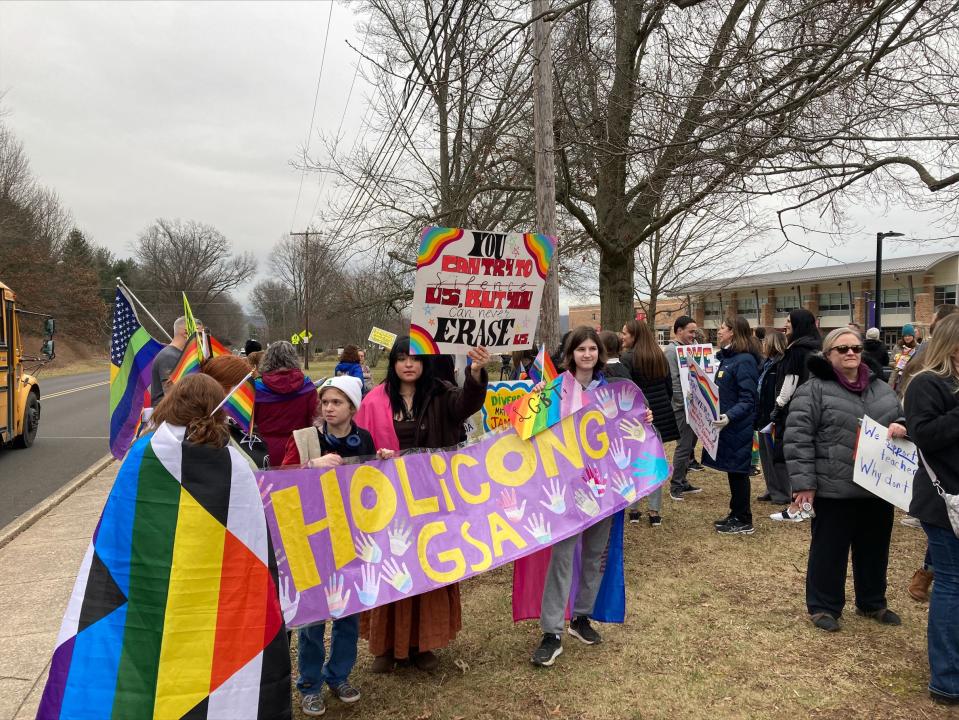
top-left (706, 315), bottom-right (761, 535)
top-left (620, 319), bottom-right (680, 527)
top-left (903, 314), bottom-right (959, 705)
top-left (756, 331), bottom-right (788, 503)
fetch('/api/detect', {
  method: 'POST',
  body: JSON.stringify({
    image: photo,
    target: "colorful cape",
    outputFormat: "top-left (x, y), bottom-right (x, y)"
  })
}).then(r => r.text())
top-left (37, 423), bottom-right (290, 720)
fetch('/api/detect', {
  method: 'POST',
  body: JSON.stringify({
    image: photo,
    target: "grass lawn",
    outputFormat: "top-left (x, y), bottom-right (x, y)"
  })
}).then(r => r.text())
top-left (291, 455), bottom-right (935, 720)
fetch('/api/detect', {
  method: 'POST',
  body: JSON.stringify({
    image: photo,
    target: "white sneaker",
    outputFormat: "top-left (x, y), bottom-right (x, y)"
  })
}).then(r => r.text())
top-left (770, 506), bottom-right (804, 522)
top-left (900, 516), bottom-right (921, 529)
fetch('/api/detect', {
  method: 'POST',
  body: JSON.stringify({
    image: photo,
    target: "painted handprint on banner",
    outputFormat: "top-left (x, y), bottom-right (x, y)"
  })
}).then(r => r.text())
top-left (539, 478), bottom-right (567, 514)
top-left (610, 438), bottom-right (632, 470)
top-left (354, 563), bottom-right (381, 607)
top-left (612, 472), bottom-right (637, 504)
top-left (582, 466), bottom-right (607, 497)
top-left (617, 385), bottom-right (636, 412)
top-left (279, 574), bottom-right (300, 624)
top-left (574, 487), bottom-right (601, 517)
top-left (632, 452), bottom-right (671, 485)
top-left (388, 521), bottom-right (412, 556)
top-left (499, 488), bottom-right (527, 522)
top-left (618, 417), bottom-right (647, 443)
top-left (381, 558), bottom-right (414, 594)
top-left (595, 388), bottom-right (618, 419)
top-left (354, 533), bottom-right (383, 564)
top-left (324, 573), bottom-right (352, 619)
top-left (524, 513), bottom-right (552, 544)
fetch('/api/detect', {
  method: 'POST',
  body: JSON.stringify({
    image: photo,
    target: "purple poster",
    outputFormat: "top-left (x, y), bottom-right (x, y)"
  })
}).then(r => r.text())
top-left (257, 383), bottom-right (669, 627)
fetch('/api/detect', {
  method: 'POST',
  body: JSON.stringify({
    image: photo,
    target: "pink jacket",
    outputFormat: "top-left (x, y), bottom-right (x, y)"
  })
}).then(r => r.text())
top-left (353, 384), bottom-right (400, 451)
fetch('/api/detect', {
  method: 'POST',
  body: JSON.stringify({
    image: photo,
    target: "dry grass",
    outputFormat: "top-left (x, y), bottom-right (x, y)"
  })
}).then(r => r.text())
top-left (291, 456), bottom-right (941, 720)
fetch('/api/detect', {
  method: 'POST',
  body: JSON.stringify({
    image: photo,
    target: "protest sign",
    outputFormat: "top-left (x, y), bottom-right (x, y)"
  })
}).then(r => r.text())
top-left (505, 374), bottom-right (585, 440)
top-left (685, 356), bottom-right (720, 458)
top-left (853, 414), bottom-right (917, 511)
top-left (368, 326), bottom-right (398, 350)
top-left (408, 226), bottom-right (556, 354)
top-left (674, 344), bottom-right (716, 421)
top-left (257, 383), bottom-right (668, 627)
top-left (466, 380), bottom-right (535, 439)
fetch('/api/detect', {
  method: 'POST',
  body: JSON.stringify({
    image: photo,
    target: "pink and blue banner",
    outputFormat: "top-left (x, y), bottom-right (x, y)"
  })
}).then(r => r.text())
top-left (257, 383), bottom-right (669, 628)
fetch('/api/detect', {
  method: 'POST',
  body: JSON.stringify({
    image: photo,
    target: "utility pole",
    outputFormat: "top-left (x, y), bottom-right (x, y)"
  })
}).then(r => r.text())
top-left (532, 0), bottom-right (559, 350)
top-left (289, 229), bottom-right (316, 370)
top-left (874, 230), bottom-right (904, 333)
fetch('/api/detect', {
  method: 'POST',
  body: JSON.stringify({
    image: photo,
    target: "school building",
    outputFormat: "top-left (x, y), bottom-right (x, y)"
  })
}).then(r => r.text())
top-left (669, 250), bottom-right (959, 346)
top-left (567, 297), bottom-right (689, 344)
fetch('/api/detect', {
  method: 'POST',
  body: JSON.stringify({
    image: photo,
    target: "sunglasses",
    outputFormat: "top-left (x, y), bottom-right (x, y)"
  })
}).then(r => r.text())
top-left (832, 344), bottom-right (864, 355)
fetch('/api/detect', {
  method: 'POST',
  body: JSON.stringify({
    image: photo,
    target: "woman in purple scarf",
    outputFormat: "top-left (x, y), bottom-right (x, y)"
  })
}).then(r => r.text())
top-left (783, 327), bottom-right (907, 633)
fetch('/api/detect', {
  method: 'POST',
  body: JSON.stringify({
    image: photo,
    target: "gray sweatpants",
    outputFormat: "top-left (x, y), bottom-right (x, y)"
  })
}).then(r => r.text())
top-left (540, 516), bottom-right (613, 636)
top-left (671, 413), bottom-right (697, 491)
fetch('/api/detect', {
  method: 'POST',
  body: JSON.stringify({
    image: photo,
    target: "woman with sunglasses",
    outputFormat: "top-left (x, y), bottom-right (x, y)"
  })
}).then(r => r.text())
top-left (783, 327), bottom-right (906, 632)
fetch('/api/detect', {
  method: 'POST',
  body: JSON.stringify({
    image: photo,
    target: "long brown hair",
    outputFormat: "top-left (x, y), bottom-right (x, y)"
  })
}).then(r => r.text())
top-left (724, 315), bottom-right (762, 356)
top-left (904, 314), bottom-right (959, 398)
top-left (152, 373), bottom-right (230, 447)
top-left (623, 318), bottom-right (668, 380)
top-left (562, 326), bottom-right (607, 373)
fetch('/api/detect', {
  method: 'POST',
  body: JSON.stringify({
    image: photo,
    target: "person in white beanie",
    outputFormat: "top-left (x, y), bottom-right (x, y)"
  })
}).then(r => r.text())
top-left (280, 374), bottom-right (384, 717)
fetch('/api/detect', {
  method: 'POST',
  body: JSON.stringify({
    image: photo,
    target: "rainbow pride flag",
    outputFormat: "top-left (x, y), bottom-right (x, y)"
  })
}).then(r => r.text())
top-left (168, 332), bottom-right (204, 385)
top-left (214, 372), bottom-right (255, 435)
top-left (504, 372), bottom-right (585, 440)
top-left (209, 334), bottom-right (230, 358)
top-left (527, 344), bottom-right (558, 384)
top-left (36, 422), bottom-right (290, 720)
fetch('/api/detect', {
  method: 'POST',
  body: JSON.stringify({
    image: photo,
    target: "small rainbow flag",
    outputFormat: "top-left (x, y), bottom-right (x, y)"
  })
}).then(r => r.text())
top-left (168, 333), bottom-right (204, 385)
top-left (208, 334), bottom-right (230, 358)
top-left (213, 372), bottom-right (255, 435)
top-left (527, 344), bottom-right (557, 385)
top-left (504, 372), bottom-right (584, 440)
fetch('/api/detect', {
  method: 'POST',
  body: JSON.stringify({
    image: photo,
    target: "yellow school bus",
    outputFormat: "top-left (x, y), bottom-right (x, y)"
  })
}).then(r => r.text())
top-left (0, 281), bottom-right (54, 448)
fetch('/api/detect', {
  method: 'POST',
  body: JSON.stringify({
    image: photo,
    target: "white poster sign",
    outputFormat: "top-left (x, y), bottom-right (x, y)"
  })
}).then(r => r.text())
top-left (853, 414), bottom-right (917, 511)
top-left (685, 356), bottom-right (720, 459)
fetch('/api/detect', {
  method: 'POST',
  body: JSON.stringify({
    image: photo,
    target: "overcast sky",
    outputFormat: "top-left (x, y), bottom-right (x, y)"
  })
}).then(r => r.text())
top-left (1, 1), bottom-right (955, 313)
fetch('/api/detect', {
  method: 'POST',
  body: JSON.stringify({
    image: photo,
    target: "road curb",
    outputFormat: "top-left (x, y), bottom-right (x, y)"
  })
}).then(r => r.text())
top-left (0, 453), bottom-right (115, 550)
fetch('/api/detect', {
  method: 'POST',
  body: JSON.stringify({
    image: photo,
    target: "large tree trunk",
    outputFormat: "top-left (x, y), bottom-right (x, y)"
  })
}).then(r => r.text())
top-left (599, 247), bottom-right (635, 330)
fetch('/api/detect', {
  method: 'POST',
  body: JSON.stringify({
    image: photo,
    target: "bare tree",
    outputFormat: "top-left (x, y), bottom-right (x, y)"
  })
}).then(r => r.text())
top-left (251, 279), bottom-right (297, 344)
top-left (549, 0), bottom-right (959, 328)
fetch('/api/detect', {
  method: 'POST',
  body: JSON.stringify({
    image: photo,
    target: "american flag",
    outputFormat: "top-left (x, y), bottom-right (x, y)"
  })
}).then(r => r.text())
top-left (109, 287), bottom-right (164, 458)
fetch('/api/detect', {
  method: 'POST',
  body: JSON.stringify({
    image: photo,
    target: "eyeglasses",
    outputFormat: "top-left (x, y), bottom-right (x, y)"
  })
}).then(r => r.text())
top-left (832, 345), bottom-right (864, 355)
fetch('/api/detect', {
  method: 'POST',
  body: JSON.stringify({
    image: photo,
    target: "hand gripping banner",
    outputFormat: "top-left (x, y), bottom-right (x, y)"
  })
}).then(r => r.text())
top-left (257, 383), bottom-right (669, 627)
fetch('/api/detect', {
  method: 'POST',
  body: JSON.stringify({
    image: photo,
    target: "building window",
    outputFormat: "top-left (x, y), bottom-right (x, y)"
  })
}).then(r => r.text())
top-left (880, 288), bottom-right (911, 309)
top-left (935, 285), bottom-right (957, 306)
top-left (738, 297), bottom-right (757, 313)
top-left (775, 295), bottom-right (799, 314)
top-left (704, 301), bottom-right (723, 318)
top-left (818, 292), bottom-right (850, 314)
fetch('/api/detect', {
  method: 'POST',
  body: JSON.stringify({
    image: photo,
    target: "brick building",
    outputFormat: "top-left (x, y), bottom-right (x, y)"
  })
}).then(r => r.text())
top-left (667, 251), bottom-right (959, 345)
top-left (567, 297), bottom-right (689, 343)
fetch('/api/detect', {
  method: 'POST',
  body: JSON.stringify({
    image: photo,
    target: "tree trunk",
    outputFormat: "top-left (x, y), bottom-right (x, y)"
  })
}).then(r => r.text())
top-left (599, 247), bottom-right (635, 330)
top-left (646, 292), bottom-right (657, 332)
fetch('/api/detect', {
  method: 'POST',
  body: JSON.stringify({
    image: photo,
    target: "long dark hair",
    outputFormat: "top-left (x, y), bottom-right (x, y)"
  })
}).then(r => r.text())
top-left (787, 308), bottom-right (820, 344)
top-left (623, 318), bottom-right (668, 380)
top-left (384, 336), bottom-right (435, 417)
top-left (561, 325), bottom-right (607, 374)
top-left (723, 315), bottom-right (762, 356)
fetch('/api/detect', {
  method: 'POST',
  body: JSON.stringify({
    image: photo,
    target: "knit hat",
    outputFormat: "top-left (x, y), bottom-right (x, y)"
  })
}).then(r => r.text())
top-left (901, 323), bottom-right (915, 337)
top-left (865, 327), bottom-right (880, 340)
top-left (319, 375), bottom-right (363, 411)
top-left (244, 338), bottom-right (262, 355)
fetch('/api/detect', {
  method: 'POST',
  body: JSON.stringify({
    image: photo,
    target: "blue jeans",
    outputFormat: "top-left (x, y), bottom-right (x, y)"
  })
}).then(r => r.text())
top-left (296, 616), bottom-right (360, 692)
top-left (923, 522), bottom-right (959, 700)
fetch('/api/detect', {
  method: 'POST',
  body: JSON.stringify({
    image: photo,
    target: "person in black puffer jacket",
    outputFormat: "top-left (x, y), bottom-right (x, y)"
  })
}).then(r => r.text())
top-left (784, 327), bottom-right (905, 633)
top-left (755, 331), bottom-right (788, 503)
top-left (705, 316), bottom-right (761, 535)
top-left (903, 314), bottom-right (959, 706)
top-left (619, 319), bottom-right (679, 527)
top-left (862, 327), bottom-right (889, 376)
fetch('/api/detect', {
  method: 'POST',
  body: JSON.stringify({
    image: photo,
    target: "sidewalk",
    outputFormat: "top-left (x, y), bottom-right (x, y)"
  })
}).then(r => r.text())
top-left (0, 462), bottom-right (117, 720)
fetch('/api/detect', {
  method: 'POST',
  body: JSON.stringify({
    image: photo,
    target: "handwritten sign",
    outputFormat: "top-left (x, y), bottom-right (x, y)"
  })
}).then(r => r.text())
top-left (257, 384), bottom-right (667, 627)
top-left (408, 226), bottom-right (556, 354)
top-left (685, 357), bottom-right (720, 458)
top-left (504, 374), bottom-right (585, 440)
top-left (675, 344), bottom-right (716, 422)
top-left (466, 380), bottom-right (534, 439)
top-left (853, 414), bottom-right (917, 511)
top-left (368, 326), bottom-right (398, 350)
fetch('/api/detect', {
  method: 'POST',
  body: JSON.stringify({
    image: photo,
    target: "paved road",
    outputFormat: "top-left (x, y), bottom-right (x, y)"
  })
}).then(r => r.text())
top-left (0, 370), bottom-right (110, 527)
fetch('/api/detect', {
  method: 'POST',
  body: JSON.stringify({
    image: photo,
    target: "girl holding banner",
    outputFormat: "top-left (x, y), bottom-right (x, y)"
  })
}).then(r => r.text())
top-left (354, 337), bottom-right (489, 673)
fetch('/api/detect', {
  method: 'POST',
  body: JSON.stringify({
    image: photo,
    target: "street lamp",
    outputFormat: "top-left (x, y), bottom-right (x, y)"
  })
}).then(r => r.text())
top-left (874, 230), bottom-right (905, 332)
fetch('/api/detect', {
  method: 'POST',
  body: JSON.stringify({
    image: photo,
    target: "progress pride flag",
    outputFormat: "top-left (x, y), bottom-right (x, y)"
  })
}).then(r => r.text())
top-left (258, 383), bottom-right (668, 627)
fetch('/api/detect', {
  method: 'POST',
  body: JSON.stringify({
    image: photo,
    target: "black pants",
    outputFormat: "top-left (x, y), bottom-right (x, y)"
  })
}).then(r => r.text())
top-left (806, 496), bottom-right (894, 617)
top-left (728, 472), bottom-right (751, 523)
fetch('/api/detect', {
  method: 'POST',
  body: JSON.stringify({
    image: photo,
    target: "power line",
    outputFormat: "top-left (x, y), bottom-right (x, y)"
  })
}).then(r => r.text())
top-left (289, 1), bottom-right (335, 234)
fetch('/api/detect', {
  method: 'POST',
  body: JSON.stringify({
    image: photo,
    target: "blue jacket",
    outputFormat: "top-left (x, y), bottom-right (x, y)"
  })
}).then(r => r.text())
top-left (334, 361), bottom-right (365, 383)
top-left (703, 347), bottom-right (760, 474)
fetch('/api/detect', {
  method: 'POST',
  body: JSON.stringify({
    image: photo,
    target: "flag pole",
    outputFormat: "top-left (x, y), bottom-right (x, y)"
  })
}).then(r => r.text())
top-left (116, 277), bottom-right (173, 342)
